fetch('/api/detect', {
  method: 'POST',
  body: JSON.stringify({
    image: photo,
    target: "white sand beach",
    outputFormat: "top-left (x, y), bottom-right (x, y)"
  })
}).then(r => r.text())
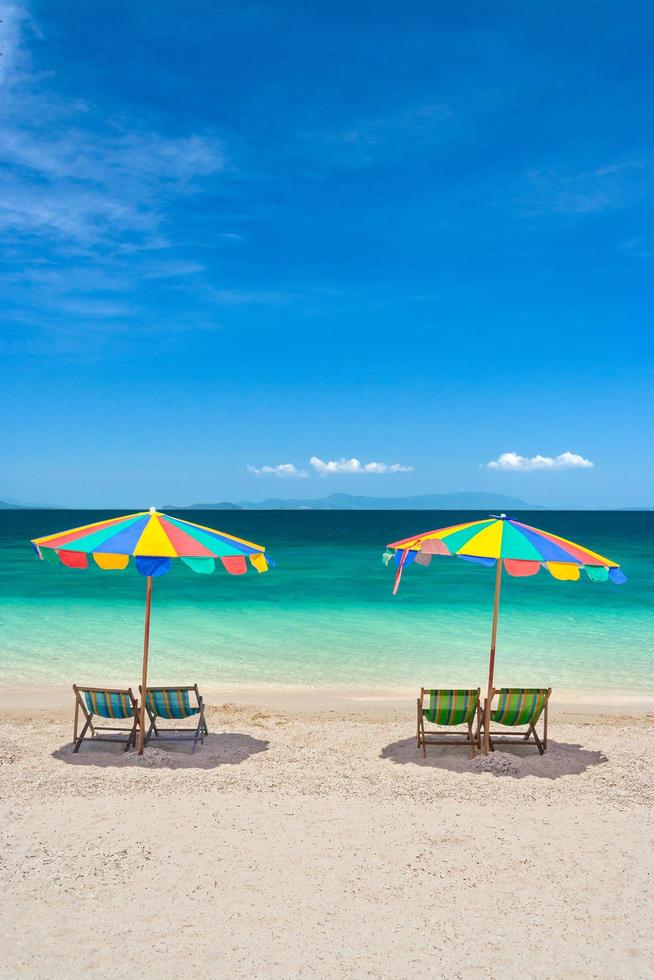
top-left (1, 694), bottom-right (653, 979)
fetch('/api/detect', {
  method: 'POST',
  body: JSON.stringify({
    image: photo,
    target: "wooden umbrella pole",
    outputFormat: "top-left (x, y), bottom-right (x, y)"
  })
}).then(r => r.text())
top-left (483, 558), bottom-right (503, 754)
top-left (138, 575), bottom-right (153, 755)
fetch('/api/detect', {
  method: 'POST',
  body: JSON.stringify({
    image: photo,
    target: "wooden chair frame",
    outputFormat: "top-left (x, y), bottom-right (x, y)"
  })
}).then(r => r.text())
top-left (139, 684), bottom-right (208, 753)
top-left (483, 687), bottom-right (552, 756)
top-left (416, 688), bottom-right (482, 759)
top-left (72, 684), bottom-right (139, 753)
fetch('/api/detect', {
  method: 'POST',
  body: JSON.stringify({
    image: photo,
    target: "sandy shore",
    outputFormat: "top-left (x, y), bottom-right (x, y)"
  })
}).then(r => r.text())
top-left (1, 694), bottom-right (653, 979)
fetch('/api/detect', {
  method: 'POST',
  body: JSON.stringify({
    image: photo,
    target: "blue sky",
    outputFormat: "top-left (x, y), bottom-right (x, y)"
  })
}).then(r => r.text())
top-left (2, 0), bottom-right (652, 508)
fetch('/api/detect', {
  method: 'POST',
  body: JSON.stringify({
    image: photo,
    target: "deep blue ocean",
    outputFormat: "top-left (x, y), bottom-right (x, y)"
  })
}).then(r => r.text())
top-left (1, 510), bottom-right (651, 698)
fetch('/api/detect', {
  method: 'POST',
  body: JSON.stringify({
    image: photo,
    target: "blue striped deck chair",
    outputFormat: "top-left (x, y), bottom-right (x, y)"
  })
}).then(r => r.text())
top-left (72, 685), bottom-right (139, 753)
top-left (484, 687), bottom-right (552, 755)
top-left (417, 688), bottom-right (481, 758)
top-left (140, 685), bottom-right (208, 752)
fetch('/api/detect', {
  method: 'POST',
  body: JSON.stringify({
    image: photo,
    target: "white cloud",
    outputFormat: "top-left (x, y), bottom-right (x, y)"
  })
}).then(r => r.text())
top-left (487, 451), bottom-right (594, 472)
top-left (310, 456), bottom-right (413, 476)
top-left (247, 463), bottom-right (308, 479)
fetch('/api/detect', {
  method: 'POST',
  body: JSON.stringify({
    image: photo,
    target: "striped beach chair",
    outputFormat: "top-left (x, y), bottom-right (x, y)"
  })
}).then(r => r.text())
top-left (72, 685), bottom-right (139, 752)
top-left (140, 685), bottom-right (208, 752)
top-left (485, 687), bottom-right (552, 755)
top-left (417, 688), bottom-right (481, 758)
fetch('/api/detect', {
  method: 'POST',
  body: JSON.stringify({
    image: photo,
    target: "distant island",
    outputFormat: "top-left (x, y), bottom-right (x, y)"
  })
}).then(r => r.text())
top-left (3, 493), bottom-right (650, 511)
top-left (161, 492), bottom-right (544, 511)
top-left (1, 491), bottom-right (540, 511)
top-left (0, 497), bottom-right (59, 509)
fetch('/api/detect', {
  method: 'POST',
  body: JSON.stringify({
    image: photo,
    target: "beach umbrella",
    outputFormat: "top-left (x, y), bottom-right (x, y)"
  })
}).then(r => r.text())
top-left (31, 508), bottom-right (271, 753)
top-left (385, 514), bottom-right (626, 753)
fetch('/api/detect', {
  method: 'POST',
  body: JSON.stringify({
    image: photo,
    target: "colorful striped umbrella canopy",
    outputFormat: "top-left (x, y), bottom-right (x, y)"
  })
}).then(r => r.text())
top-left (386, 514), bottom-right (626, 590)
top-left (31, 507), bottom-right (270, 576)
top-left (385, 514), bottom-right (626, 753)
top-left (32, 508), bottom-right (271, 753)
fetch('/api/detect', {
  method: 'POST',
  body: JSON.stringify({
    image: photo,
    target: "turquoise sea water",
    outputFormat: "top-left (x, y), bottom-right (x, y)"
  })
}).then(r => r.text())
top-left (0, 510), bottom-right (651, 698)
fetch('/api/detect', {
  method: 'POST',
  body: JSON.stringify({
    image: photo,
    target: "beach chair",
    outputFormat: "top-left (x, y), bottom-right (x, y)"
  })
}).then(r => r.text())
top-left (72, 685), bottom-right (139, 753)
top-left (140, 685), bottom-right (208, 752)
top-left (484, 687), bottom-right (552, 755)
top-left (417, 688), bottom-right (481, 758)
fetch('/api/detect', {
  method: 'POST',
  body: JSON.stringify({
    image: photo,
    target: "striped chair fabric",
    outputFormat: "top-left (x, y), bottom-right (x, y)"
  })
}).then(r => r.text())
top-left (491, 688), bottom-right (548, 727)
top-left (423, 689), bottom-right (479, 726)
top-left (146, 688), bottom-right (198, 720)
top-left (84, 690), bottom-right (134, 719)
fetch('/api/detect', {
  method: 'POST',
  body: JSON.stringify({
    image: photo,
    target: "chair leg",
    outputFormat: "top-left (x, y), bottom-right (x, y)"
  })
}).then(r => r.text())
top-left (126, 715), bottom-right (138, 751)
top-left (195, 685), bottom-right (208, 735)
top-left (191, 713), bottom-right (205, 753)
top-left (143, 705), bottom-right (158, 744)
top-left (468, 722), bottom-right (476, 758)
top-left (73, 716), bottom-right (93, 753)
top-left (419, 712), bottom-right (427, 758)
top-left (531, 725), bottom-right (545, 755)
top-left (147, 705), bottom-right (159, 737)
top-left (474, 706), bottom-right (482, 750)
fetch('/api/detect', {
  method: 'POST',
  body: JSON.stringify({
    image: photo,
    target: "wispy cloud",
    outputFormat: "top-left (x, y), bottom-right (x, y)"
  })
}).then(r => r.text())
top-left (618, 236), bottom-right (652, 259)
top-left (0, 4), bottom-right (227, 253)
top-left (310, 456), bottom-right (413, 475)
top-left (0, 129), bottom-right (225, 246)
top-left (141, 261), bottom-right (205, 280)
top-left (0, 7), bottom-right (226, 248)
top-left (486, 451), bottom-right (594, 471)
top-left (210, 288), bottom-right (289, 306)
top-left (57, 298), bottom-right (134, 318)
top-left (522, 160), bottom-right (651, 216)
top-left (247, 463), bottom-right (309, 479)
top-left (301, 103), bottom-right (453, 171)
top-left (0, 3), bottom-right (244, 352)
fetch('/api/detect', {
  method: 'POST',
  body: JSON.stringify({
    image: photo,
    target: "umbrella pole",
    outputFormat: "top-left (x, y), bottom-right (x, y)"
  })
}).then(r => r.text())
top-left (483, 559), bottom-right (503, 754)
top-left (138, 575), bottom-right (153, 755)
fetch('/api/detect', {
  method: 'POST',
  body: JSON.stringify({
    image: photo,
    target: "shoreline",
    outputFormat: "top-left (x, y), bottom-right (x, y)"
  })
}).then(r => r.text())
top-left (1, 681), bottom-right (652, 715)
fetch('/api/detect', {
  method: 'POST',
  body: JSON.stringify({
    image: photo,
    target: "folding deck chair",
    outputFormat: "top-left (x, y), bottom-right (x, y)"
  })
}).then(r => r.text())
top-left (484, 687), bottom-right (552, 755)
top-left (417, 688), bottom-right (481, 758)
top-left (72, 685), bottom-right (139, 753)
top-left (140, 685), bottom-right (208, 752)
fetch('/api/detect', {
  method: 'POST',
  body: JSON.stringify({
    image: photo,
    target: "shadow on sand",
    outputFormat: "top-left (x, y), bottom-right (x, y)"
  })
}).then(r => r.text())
top-left (52, 731), bottom-right (270, 770)
top-left (380, 736), bottom-right (607, 779)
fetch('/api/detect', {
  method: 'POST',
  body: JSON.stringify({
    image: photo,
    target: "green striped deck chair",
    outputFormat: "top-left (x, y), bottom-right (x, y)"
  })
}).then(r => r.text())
top-left (72, 685), bottom-right (139, 753)
top-left (486, 687), bottom-right (552, 755)
top-left (140, 685), bottom-right (208, 752)
top-left (417, 688), bottom-right (481, 758)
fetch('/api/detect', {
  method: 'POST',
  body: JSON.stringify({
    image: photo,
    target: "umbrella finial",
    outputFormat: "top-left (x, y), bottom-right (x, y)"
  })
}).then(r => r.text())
top-left (149, 506), bottom-right (157, 514)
